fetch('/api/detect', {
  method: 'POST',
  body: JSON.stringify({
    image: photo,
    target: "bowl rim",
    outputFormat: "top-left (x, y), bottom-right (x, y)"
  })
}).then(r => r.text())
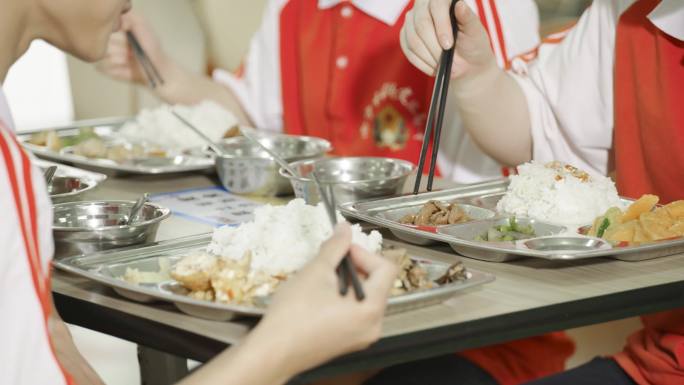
top-left (279, 157), bottom-right (416, 185)
top-left (214, 133), bottom-right (332, 161)
top-left (49, 175), bottom-right (91, 195)
top-left (49, 175), bottom-right (103, 200)
top-left (52, 200), bottom-right (171, 232)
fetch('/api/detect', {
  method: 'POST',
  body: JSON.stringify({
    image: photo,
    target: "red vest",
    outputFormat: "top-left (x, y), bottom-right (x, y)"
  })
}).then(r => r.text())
top-left (614, 0), bottom-right (684, 203)
top-left (279, 1), bottom-right (438, 173)
top-left (613, 1), bottom-right (684, 385)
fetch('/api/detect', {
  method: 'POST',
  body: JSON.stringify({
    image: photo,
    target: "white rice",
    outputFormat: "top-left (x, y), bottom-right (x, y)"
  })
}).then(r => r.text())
top-left (207, 199), bottom-right (383, 274)
top-left (118, 100), bottom-right (238, 151)
top-left (496, 161), bottom-right (624, 230)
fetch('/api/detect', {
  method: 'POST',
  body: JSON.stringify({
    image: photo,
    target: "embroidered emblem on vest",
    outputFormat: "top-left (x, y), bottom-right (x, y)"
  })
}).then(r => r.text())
top-left (373, 106), bottom-right (408, 150)
top-left (359, 83), bottom-right (425, 151)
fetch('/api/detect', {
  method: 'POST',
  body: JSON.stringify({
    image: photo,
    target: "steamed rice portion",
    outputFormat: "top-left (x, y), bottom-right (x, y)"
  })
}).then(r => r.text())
top-left (497, 161), bottom-right (624, 229)
top-left (207, 199), bottom-right (382, 274)
top-left (118, 100), bottom-right (238, 151)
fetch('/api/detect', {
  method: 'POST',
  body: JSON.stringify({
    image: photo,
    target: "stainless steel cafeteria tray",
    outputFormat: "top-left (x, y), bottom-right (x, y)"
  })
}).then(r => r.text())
top-left (34, 159), bottom-right (107, 203)
top-left (54, 234), bottom-right (494, 321)
top-left (339, 179), bottom-right (684, 262)
top-left (19, 117), bottom-right (215, 176)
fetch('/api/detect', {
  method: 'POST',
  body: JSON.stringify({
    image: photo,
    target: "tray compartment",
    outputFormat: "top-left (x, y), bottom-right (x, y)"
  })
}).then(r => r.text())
top-left (437, 217), bottom-right (566, 262)
top-left (522, 236), bottom-right (610, 253)
top-left (376, 203), bottom-right (495, 246)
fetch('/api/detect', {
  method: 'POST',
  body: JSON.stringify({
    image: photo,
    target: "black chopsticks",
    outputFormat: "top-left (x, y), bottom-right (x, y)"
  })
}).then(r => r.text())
top-left (312, 174), bottom-right (365, 301)
top-left (126, 31), bottom-right (165, 88)
top-left (413, 0), bottom-right (460, 194)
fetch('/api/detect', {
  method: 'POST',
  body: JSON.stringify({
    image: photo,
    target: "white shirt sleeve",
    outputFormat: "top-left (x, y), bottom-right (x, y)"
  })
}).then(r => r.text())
top-left (212, 0), bottom-right (288, 133)
top-left (508, 0), bottom-right (635, 177)
top-left (0, 116), bottom-right (65, 384)
top-left (439, 0), bottom-right (540, 183)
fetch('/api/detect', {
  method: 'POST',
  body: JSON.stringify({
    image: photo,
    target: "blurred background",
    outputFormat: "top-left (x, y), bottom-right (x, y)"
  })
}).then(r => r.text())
top-left (5, 1), bottom-right (640, 384)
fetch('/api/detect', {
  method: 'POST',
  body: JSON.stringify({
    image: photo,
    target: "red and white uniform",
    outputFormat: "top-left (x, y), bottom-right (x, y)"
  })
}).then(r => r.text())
top-left (0, 88), bottom-right (72, 384)
top-left (214, 0), bottom-right (540, 183)
top-left (510, 1), bottom-right (684, 384)
top-left (217, 3), bottom-right (574, 385)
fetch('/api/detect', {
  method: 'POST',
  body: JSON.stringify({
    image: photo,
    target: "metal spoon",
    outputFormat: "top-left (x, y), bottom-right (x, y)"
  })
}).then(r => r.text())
top-left (171, 109), bottom-right (227, 156)
top-left (44, 165), bottom-right (58, 186)
top-left (125, 193), bottom-right (149, 225)
top-left (240, 127), bottom-right (300, 177)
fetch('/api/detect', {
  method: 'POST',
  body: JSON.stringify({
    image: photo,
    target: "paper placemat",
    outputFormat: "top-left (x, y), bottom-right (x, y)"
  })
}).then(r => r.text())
top-left (150, 187), bottom-right (261, 227)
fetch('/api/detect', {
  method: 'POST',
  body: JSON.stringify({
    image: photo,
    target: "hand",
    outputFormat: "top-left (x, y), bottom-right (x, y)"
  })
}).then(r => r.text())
top-left (400, 0), bottom-right (497, 79)
top-left (249, 223), bottom-right (398, 378)
top-left (97, 11), bottom-right (170, 86)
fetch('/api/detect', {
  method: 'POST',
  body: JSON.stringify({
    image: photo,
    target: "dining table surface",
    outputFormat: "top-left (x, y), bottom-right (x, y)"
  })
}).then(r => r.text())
top-left (51, 172), bottom-right (684, 385)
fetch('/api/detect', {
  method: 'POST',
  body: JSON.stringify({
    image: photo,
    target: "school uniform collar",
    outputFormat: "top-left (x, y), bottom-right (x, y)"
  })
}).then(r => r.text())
top-left (318, 0), bottom-right (411, 26)
top-left (648, 0), bottom-right (684, 40)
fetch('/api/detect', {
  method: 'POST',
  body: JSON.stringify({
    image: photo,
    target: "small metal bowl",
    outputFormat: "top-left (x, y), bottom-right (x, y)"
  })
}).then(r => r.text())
top-left (48, 176), bottom-right (91, 203)
top-left (215, 134), bottom-right (331, 197)
top-left (52, 200), bottom-right (170, 259)
top-left (38, 161), bottom-right (107, 203)
top-left (280, 157), bottom-right (415, 205)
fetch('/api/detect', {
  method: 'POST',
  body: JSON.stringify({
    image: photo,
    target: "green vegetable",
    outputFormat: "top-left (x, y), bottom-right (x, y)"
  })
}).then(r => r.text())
top-left (596, 217), bottom-right (611, 238)
top-left (509, 216), bottom-right (534, 235)
top-left (510, 216), bottom-right (519, 232)
top-left (476, 217), bottom-right (537, 242)
top-left (61, 127), bottom-right (98, 147)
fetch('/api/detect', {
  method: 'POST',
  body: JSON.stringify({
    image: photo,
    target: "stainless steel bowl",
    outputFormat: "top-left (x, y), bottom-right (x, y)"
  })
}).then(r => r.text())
top-left (214, 134), bottom-right (331, 197)
top-left (280, 157), bottom-right (415, 205)
top-left (52, 200), bottom-right (170, 259)
top-left (48, 176), bottom-right (93, 203)
top-left (37, 160), bottom-right (107, 203)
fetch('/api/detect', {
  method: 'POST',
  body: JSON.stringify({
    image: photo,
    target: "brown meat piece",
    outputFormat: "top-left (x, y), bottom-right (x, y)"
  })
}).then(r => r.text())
top-left (415, 201), bottom-right (439, 226)
top-left (432, 201), bottom-right (449, 212)
top-left (430, 211), bottom-right (449, 225)
top-left (399, 214), bottom-right (416, 224)
top-left (407, 263), bottom-right (430, 288)
top-left (400, 200), bottom-right (472, 226)
top-left (447, 204), bottom-right (468, 224)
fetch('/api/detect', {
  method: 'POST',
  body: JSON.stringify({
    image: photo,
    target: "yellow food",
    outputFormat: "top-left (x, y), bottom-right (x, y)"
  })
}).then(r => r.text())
top-left (665, 201), bottom-right (684, 219)
top-left (602, 221), bottom-right (636, 243)
top-left (639, 211), bottom-right (676, 240)
top-left (622, 194), bottom-right (659, 222)
top-left (590, 196), bottom-right (684, 245)
top-left (589, 207), bottom-right (624, 235)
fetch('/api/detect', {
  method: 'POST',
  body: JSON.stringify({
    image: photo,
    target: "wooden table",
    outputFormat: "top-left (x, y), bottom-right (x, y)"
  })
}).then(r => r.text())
top-left (52, 173), bottom-right (684, 384)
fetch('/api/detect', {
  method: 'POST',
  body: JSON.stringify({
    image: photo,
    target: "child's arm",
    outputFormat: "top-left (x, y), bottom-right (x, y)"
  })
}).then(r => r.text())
top-left (401, 0), bottom-right (532, 166)
top-left (49, 299), bottom-right (105, 385)
top-left (97, 12), bottom-right (252, 125)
